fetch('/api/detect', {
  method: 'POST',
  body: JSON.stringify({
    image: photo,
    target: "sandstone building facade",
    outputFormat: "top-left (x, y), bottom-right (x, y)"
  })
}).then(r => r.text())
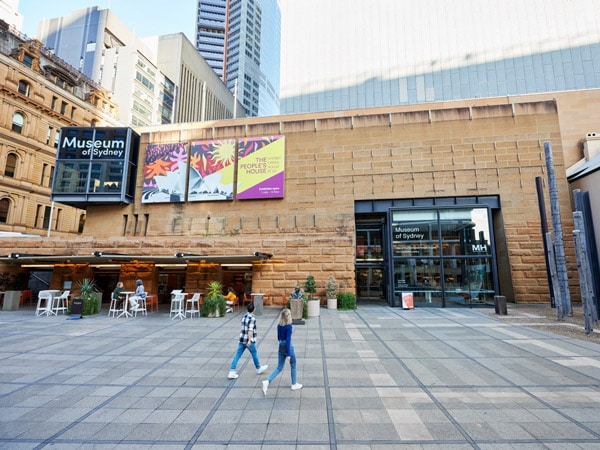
top-left (2, 89), bottom-right (594, 307)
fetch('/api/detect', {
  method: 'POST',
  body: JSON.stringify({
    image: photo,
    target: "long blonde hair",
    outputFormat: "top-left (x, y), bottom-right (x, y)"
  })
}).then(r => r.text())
top-left (279, 308), bottom-right (292, 326)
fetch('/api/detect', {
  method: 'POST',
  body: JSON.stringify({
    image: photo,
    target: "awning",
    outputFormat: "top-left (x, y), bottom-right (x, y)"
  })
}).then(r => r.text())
top-left (0, 251), bottom-right (273, 267)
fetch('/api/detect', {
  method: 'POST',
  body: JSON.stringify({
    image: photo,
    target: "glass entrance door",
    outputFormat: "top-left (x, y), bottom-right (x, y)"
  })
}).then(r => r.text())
top-left (356, 267), bottom-right (385, 301)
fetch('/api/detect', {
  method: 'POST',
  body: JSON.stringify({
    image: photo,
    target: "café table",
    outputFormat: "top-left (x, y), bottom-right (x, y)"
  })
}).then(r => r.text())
top-left (170, 292), bottom-right (187, 320)
top-left (118, 291), bottom-right (135, 318)
top-left (39, 290), bottom-right (61, 316)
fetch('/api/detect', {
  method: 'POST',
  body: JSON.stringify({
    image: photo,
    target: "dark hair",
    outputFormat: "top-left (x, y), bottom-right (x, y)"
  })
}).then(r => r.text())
top-left (247, 303), bottom-right (255, 312)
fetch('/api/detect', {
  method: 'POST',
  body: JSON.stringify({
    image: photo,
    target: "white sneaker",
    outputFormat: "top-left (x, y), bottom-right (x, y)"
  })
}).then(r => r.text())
top-left (228, 370), bottom-right (238, 379)
top-left (291, 383), bottom-right (303, 390)
top-left (256, 365), bottom-right (268, 374)
top-left (262, 380), bottom-right (269, 396)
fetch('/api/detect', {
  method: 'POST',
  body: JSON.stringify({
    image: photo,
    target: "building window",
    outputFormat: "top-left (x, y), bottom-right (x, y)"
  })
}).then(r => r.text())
top-left (46, 126), bottom-right (53, 145)
top-left (42, 163), bottom-right (48, 186)
top-left (51, 96), bottom-right (57, 110)
top-left (42, 205), bottom-right (51, 229)
top-left (12, 112), bottom-right (24, 133)
top-left (78, 214), bottom-right (86, 234)
top-left (5, 153), bottom-right (17, 177)
top-left (70, 107), bottom-right (76, 120)
top-left (0, 198), bottom-right (9, 223)
top-left (60, 101), bottom-right (67, 115)
top-left (18, 80), bottom-right (30, 96)
top-left (23, 53), bottom-right (33, 68)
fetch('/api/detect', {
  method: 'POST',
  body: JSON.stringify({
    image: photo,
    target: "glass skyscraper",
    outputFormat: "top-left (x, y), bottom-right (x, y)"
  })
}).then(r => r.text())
top-left (280, 0), bottom-right (600, 114)
top-left (196, 0), bottom-right (281, 117)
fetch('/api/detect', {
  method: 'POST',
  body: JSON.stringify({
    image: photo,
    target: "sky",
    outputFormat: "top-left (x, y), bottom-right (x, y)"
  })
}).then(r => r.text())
top-left (18, 0), bottom-right (197, 42)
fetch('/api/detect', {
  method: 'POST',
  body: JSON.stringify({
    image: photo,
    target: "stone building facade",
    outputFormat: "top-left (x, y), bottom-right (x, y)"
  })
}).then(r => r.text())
top-left (1, 91), bottom-right (588, 307)
top-left (0, 20), bottom-right (120, 238)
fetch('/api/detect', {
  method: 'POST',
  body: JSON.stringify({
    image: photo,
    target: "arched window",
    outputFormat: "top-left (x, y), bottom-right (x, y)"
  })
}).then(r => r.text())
top-left (5, 153), bottom-right (17, 177)
top-left (0, 198), bottom-right (9, 223)
top-left (12, 112), bottom-right (24, 133)
top-left (18, 80), bottom-right (30, 97)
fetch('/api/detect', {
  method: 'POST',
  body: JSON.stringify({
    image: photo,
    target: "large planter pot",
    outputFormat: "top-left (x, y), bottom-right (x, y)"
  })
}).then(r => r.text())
top-left (2, 291), bottom-right (21, 311)
top-left (307, 299), bottom-right (320, 317)
top-left (327, 298), bottom-right (337, 310)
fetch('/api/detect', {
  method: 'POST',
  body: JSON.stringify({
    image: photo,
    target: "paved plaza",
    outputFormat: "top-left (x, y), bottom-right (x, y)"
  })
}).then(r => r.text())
top-left (1, 303), bottom-right (600, 449)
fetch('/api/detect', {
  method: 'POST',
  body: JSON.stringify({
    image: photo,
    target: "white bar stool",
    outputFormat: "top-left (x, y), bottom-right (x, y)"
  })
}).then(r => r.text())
top-left (185, 293), bottom-right (201, 318)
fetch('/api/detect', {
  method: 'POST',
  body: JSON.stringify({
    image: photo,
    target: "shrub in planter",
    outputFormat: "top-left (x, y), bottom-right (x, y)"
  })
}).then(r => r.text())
top-left (202, 281), bottom-right (227, 317)
top-left (72, 278), bottom-right (101, 315)
top-left (325, 276), bottom-right (339, 300)
top-left (337, 293), bottom-right (357, 310)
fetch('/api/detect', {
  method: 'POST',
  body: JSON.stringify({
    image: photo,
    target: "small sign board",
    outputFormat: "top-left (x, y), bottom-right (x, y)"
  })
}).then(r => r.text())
top-left (401, 292), bottom-right (414, 309)
top-left (69, 297), bottom-right (83, 319)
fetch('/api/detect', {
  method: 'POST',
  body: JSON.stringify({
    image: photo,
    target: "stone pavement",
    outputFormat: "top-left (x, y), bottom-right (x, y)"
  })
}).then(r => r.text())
top-left (1, 303), bottom-right (600, 449)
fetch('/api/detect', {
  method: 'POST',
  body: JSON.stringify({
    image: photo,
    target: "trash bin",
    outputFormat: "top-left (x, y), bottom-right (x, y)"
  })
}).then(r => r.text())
top-left (252, 293), bottom-right (264, 315)
top-left (494, 295), bottom-right (507, 315)
top-left (2, 291), bottom-right (21, 311)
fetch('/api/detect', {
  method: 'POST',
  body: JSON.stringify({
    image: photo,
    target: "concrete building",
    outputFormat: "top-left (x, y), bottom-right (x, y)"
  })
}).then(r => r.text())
top-left (0, 19), bottom-right (120, 238)
top-left (37, 7), bottom-right (242, 126)
top-left (280, 0), bottom-right (600, 114)
top-left (196, 0), bottom-right (281, 117)
top-left (1, 90), bottom-right (597, 308)
top-left (0, 0), bottom-right (22, 31)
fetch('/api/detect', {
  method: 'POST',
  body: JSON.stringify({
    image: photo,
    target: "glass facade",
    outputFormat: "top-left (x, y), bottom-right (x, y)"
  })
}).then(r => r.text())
top-left (51, 128), bottom-right (139, 207)
top-left (390, 207), bottom-right (496, 307)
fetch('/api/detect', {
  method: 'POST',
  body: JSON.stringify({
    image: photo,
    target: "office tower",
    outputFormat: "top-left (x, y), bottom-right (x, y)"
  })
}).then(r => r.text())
top-left (0, 0), bottom-right (22, 31)
top-left (280, 0), bottom-right (600, 114)
top-left (37, 7), bottom-right (241, 126)
top-left (196, 0), bottom-right (281, 117)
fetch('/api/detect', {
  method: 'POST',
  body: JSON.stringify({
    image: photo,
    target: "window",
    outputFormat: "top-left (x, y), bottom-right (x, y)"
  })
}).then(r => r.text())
top-left (60, 101), bottom-right (67, 115)
top-left (23, 53), bottom-right (33, 68)
top-left (51, 96), bottom-right (57, 110)
top-left (42, 205), bottom-right (51, 229)
top-left (78, 214), bottom-right (86, 234)
top-left (18, 80), bottom-right (30, 96)
top-left (5, 153), bottom-right (17, 177)
top-left (12, 112), bottom-right (24, 133)
top-left (0, 198), bottom-right (9, 223)
top-left (41, 163), bottom-right (49, 186)
top-left (46, 126), bottom-right (53, 145)
top-left (70, 107), bottom-right (76, 120)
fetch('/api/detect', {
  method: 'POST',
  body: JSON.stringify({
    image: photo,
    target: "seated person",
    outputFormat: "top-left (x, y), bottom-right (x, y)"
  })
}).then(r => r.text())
top-left (129, 279), bottom-right (146, 311)
top-left (225, 287), bottom-right (237, 313)
top-left (112, 281), bottom-right (124, 310)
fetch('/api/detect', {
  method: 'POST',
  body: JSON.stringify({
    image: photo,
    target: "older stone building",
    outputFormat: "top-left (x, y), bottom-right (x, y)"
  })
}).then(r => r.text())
top-left (0, 20), bottom-right (120, 237)
top-left (2, 88), bottom-right (594, 308)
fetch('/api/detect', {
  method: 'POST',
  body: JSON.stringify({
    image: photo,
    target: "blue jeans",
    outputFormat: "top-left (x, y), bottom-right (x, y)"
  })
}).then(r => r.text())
top-left (230, 342), bottom-right (261, 370)
top-left (267, 342), bottom-right (297, 385)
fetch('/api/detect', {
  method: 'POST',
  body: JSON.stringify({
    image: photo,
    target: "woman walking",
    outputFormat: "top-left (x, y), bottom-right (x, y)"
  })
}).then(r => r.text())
top-left (262, 308), bottom-right (302, 395)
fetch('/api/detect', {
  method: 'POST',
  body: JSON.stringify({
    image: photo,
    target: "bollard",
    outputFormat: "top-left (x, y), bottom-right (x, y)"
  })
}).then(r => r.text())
top-left (494, 295), bottom-right (507, 315)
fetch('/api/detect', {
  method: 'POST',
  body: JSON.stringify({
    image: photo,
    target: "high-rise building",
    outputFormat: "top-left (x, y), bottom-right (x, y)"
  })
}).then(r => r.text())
top-left (0, 0), bottom-right (22, 31)
top-left (37, 7), bottom-right (242, 126)
top-left (280, 0), bottom-right (600, 114)
top-left (196, 0), bottom-right (281, 117)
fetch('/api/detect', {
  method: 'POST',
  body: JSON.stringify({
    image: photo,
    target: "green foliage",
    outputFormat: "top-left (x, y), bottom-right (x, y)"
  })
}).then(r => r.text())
top-left (202, 281), bottom-right (227, 317)
top-left (304, 275), bottom-right (317, 299)
top-left (0, 271), bottom-right (29, 290)
top-left (74, 278), bottom-right (101, 315)
top-left (337, 293), bottom-right (357, 310)
top-left (325, 276), bottom-right (339, 299)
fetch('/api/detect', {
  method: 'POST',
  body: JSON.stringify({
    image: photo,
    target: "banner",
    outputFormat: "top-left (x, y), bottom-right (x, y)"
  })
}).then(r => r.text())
top-left (142, 142), bottom-right (188, 203)
top-left (188, 139), bottom-right (235, 201)
top-left (236, 136), bottom-right (285, 199)
top-left (401, 292), bottom-right (414, 309)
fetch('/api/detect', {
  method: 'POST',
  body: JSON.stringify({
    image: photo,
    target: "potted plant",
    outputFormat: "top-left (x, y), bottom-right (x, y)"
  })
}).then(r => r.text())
top-left (75, 278), bottom-right (101, 315)
top-left (325, 276), bottom-right (339, 310)
top-left (202, 281), bottom-right (227, 317)
top-left (1, 271), bottom-right (29, 311)
top-left (337, 292), bottom-right (357, 310)
top-left (304, 275), bottom-right (320, 317)
top-left (73, 278), bottom-right (101, 315)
